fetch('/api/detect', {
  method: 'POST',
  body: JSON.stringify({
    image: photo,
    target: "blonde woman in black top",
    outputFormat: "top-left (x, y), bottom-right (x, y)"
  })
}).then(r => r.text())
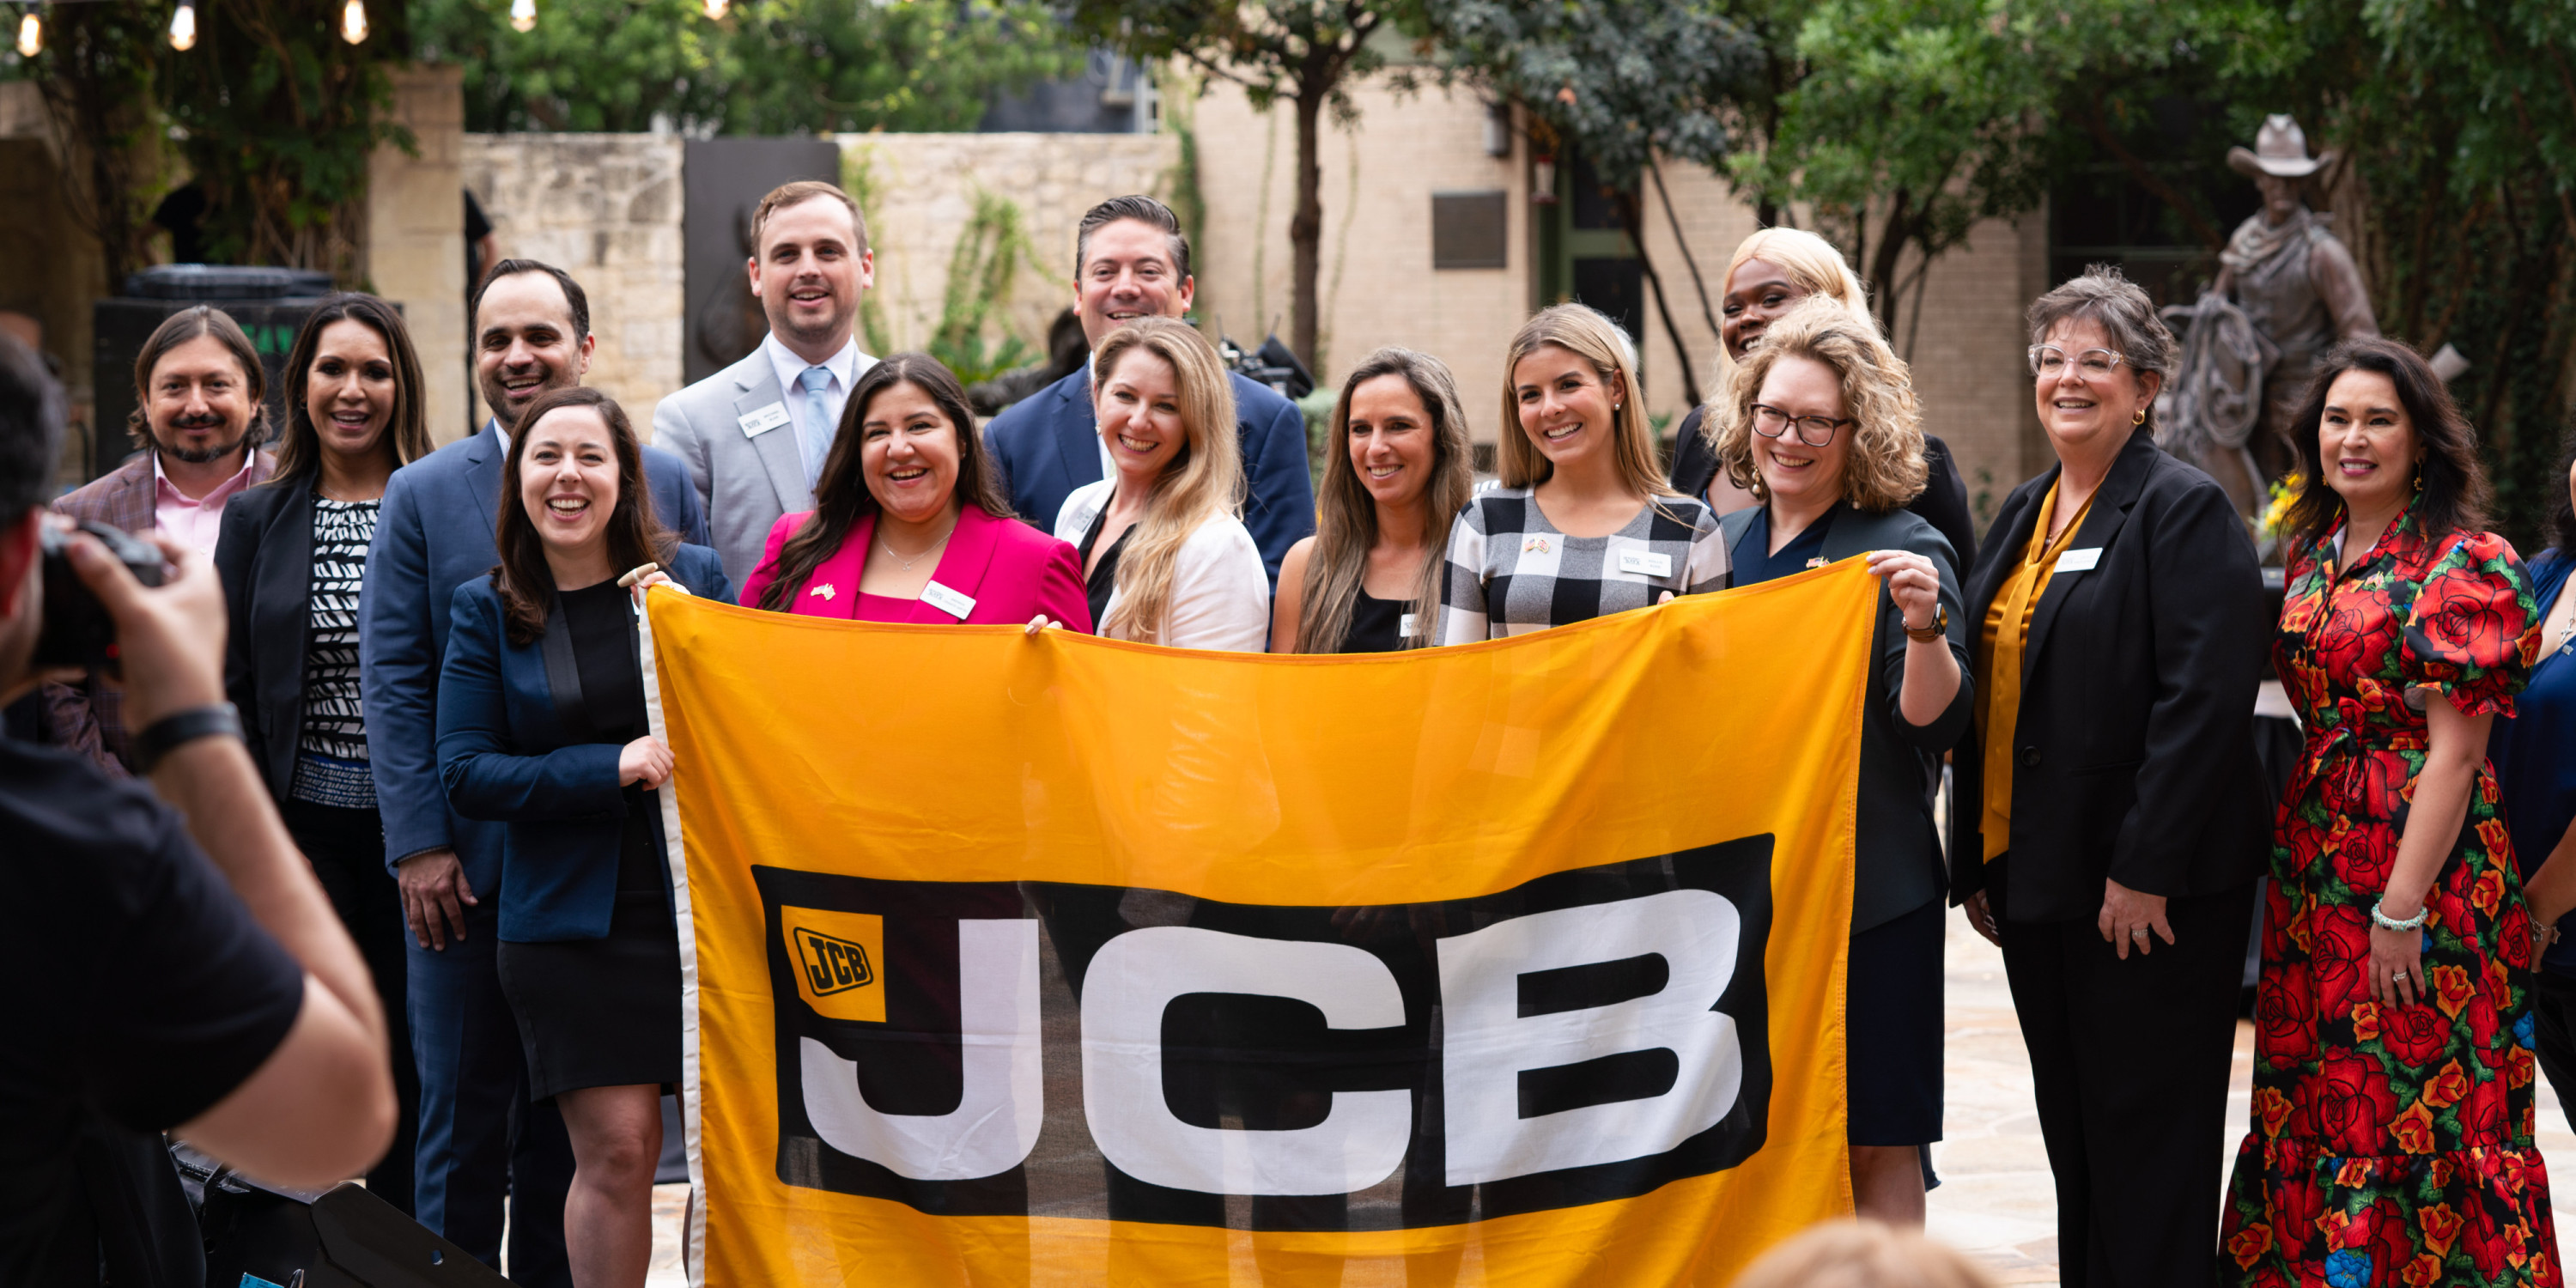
top-left (1272, 348), bottom-right (1475, 653)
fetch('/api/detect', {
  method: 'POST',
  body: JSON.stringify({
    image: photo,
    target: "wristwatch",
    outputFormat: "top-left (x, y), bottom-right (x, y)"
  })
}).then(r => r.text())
top-left (1903, 604), bottom-right (1948, 642)
top-left (131, 702), bottom-right (245, 775)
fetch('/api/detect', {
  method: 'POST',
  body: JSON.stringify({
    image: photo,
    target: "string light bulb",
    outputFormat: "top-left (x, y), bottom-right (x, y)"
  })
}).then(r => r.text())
top-left (167, 0), bottom-right (195, 49)
top-left (339, 0), bottom-right (365, 42)
top-left (507, 0), bottom-right (533, 31)
top-left (15, 9), bottom-right (39, 57)
top-left (701, 0), bottom-right (726, 19)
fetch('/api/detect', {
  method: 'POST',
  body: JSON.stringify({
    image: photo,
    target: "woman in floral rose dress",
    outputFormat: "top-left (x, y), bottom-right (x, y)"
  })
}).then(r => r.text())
top-left (2223, 337), bottom-right (2556, 1286)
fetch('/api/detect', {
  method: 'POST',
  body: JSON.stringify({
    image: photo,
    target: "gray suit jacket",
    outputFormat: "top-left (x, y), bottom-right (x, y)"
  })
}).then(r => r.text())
top-left (1719, 501), bottom-right (1974, 931)
top-left (653, 347), bottom-right (872, 586)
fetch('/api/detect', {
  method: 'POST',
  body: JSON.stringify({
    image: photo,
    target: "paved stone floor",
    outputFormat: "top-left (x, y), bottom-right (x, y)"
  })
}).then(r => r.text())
top-left (642, 911), bottom-right (2576, 1286)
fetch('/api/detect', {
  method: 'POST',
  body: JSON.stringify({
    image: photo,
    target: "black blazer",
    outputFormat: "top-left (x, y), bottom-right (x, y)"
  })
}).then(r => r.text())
top-left (215, 478), bottom-right (324, 801)
top-left (1949, 430), bottom-right (2270, 922)
top-left (1670, 406), bottom-right (1979, 573)
top-left (1721, 501), bottom-right (1974, 931)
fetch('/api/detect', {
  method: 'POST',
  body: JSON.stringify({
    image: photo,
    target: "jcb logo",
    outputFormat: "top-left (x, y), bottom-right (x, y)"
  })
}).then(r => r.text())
top-left (758, 838), bottom-right (1773, 1227)
top-left (779, 908), bottom-right (884, 1023)
top-left (795, 927), bottom-right (874, 994)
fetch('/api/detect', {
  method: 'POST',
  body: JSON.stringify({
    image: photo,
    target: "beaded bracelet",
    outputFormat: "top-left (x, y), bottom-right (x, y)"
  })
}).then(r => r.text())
top-left (2370, 898), bottom-right (2429, 933)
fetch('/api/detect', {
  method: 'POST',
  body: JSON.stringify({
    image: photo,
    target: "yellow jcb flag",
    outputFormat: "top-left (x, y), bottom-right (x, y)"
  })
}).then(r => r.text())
top-left (646, 556), bottom-right (1876, 1285)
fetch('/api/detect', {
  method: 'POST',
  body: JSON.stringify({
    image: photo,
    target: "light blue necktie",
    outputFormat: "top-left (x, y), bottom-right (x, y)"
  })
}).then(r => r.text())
top-left (796, 365), bottom-right (833, 489)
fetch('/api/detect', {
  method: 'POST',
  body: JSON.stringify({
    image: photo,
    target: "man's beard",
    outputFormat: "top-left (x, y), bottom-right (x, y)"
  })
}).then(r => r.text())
top-left (480, 368), bottom-right (575, 429)
top-left (772, 292), bottom-right (853, 350)
top-left (151, 416), bottom-right (251, 465)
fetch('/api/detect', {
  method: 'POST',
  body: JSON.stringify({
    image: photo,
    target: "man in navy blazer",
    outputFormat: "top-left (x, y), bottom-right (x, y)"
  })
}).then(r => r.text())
top-left (361, 260), bottom-right (708, 1284)
top-left (985, 195), bottom-right (1314, 586)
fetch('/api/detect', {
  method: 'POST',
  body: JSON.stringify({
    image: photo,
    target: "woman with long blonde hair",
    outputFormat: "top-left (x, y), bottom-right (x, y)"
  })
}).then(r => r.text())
top-left (1671, 228), bottom-right (1978, 570)
top-left (1051, 316), bottom-right (1269, 649)
top-left (1437, 304), bottom-right (1726, 642)
top-left (1273, 348), bottom-right (1475, 653)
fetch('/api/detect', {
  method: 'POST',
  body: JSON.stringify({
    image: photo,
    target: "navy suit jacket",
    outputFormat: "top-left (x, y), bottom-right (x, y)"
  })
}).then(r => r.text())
top-left (436, 544), bottom-right (728, 943)
top-left (984, 368), bottom-right (1315, 586)
top-left (361, 422), bottom-right (710, 890)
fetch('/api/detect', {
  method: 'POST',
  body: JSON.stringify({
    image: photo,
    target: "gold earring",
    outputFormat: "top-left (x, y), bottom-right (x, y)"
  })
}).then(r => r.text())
top-left (2132, 408), bottom-right (2147, 426)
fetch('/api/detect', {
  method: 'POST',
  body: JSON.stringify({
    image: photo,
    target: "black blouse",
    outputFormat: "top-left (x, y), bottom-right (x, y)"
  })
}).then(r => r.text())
top-left (1078, 508), bottom-right (1133, 631)
top-left (1339, 589), bottom-right (1407, 653)
top-left (559, 580), bottom-right (659, 895)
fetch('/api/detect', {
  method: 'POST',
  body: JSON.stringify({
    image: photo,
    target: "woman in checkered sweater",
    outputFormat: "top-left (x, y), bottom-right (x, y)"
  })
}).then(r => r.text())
top-left (1437, 306), bottom-right (1727, 642)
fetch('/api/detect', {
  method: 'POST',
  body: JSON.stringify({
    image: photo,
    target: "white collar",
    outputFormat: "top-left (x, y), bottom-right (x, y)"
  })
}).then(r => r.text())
top-left (762, 331), bottom-right (862, 395)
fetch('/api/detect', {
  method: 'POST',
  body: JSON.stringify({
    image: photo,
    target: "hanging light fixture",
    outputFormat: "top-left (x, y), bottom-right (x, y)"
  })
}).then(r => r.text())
top-left (339, 0), bottom-right (365, 42)
top-left (507, 0), bottom-right (533, 31)
top-left (167, 0), bottom-right (195, 49)
top-left (701, 0), bottom-right (726, 20)
top-left (15, 9), bottom-right (39, 57)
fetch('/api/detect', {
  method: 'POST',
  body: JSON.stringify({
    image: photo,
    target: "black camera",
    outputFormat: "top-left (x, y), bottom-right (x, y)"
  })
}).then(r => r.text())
top-left (35, 517), bottom-right (166, 677)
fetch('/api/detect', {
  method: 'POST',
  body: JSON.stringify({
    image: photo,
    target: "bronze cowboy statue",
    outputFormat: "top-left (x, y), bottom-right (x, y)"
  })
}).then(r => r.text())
top-left (2159, 115), bottom-right (2379, 520)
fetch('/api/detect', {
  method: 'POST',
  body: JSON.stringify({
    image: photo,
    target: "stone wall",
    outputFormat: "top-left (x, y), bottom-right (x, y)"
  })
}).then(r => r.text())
top-left (834, 131), bottom-right (1176, 365)
top-left (461, 134), bottom-right (685, 434)
top-left (366, 65), bottom-right (471, 445)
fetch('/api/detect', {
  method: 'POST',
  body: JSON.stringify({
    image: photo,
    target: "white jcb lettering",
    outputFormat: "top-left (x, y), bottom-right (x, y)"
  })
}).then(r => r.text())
top-left (1082, 927), bottom-right (1411, 1195)
top-left (799, 919), bottom-right (1044, 1180)
top-left (1437, 889), bottom-right (1741, 1184)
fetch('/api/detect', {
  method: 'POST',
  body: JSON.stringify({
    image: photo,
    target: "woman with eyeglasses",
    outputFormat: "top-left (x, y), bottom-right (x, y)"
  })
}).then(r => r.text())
top-left (1951, 266), bottom-right (2271, 1285)
top-left (1708, 297), bottom-right (1970, 1224)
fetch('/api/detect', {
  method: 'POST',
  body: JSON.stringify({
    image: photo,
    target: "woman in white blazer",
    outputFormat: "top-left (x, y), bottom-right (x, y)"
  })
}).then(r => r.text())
top-left (1052, 317), bottom-right (1270, 650)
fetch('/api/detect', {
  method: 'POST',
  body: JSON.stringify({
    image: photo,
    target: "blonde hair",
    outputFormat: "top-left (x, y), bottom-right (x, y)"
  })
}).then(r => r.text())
top-left (1706, 228), bottom-right (1877, 448)
top-left (1712, 295), bottom-right (1926, 513)
top-left (1498, 304), bottom-right (1679, 500)
top-left (1729, 1220), bottom-right (1996, 1288)
top-left (1090, 317), bottom-right (1242, 643)
top-left (1299, 348), bottom-right (1476, 652)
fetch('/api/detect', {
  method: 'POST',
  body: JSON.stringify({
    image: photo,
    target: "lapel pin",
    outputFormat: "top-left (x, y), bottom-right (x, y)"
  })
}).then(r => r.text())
top-left (810, 583), bottom-right (836, 601)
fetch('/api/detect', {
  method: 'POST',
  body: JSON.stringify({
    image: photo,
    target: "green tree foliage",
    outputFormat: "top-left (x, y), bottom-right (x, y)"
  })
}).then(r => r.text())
top-left (410, 0), bottom-right (1083, 133)
top-left (1069, 0), bottom-right (1421, 372)
top-left (15, 3), bottom-right (172, 287)
top-left (1427, 0), bottom-right (1761, 404)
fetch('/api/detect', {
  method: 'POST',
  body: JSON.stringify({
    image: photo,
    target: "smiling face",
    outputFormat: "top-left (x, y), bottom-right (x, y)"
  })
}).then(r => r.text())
top-left (750, 195), bottom-right (872, 355)
top-left (516, 405), bottom-right (621, 563)
top-left (1750, 355), bottom-right (1851, 509)
top-left (2318, 368), bottom-right (2419, 520)
top-left (1093, 346), bottom-right (1187, 485)
top-left (1076, 219), bottom-right (1194, 351)
top-left (2032, 315), bottom-right (2155, 460)
top-left (858, 380), bottom-right (962, 526)
top-left (145, 335), bottom-right (258, 465)
top-left (1345, 374), bottom-right (1437, 510)
top-left (1512, 343), bottom-right (1621, 471)
top-left (1721, 258), bottom-right (1805, 361)
top-left (305, 319), bottom-right (397, 467)
top-left (475, 271), bottom-right (592, 430)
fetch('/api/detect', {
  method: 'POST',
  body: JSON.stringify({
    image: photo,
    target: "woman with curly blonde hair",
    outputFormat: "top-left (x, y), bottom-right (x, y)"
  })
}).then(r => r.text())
top-left (1052, 317), bottom-right (1269, 649)
top-left (1714, 295), bottom-right (1971, 1224)
top-left (1671, 228), bottom-right (1978, 571)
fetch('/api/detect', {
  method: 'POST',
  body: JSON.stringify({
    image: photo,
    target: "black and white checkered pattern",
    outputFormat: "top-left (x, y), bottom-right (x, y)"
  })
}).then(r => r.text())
top-left (1437, 486), bottom-right (1728, 642)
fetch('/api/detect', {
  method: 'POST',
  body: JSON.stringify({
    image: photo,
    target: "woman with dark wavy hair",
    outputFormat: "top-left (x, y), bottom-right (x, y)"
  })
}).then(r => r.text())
top-left (2221, 337), bottom-right (2555, 1285)
top-left (738, 352), bottom-right (1090, 631)
top-left (437, 386), bottom-right (728, 1287)
top-left (2493, 428), bottom-right (2576, 1137)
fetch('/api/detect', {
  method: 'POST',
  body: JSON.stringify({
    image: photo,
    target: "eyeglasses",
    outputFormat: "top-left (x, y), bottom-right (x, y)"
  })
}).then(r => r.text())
top-left (1749, 404), bottom-right (1852, 447)
top-left (2028, 345), bottom-right (2128, 378)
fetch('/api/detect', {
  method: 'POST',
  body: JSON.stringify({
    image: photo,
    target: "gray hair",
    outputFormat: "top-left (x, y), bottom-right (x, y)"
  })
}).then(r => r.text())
top-left (2026, 264), bottom-right (2175, 430)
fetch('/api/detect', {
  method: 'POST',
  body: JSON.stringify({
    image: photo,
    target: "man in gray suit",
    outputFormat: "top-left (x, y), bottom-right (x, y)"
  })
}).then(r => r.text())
top-left (653, 180), bottom-right (878, 585)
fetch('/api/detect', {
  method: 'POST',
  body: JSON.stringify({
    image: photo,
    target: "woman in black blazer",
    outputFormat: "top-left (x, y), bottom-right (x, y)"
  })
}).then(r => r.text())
top-left (1951, 267), bottom-right (2269, 1286)
top-left (435, 386), bottom-right (729, 1287)
top-left (1710, 298), bottom-right (1972, 1224)
top-left (215, 293), bottom-right (434, 1211)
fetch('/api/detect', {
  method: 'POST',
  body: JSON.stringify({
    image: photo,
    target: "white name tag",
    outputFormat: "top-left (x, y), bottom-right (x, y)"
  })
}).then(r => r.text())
top-left (2053, 547), bottom-right (2103, 575)
top-left (738, 402), bottom-right (792, 437)
top-left (1617, 550), bottom-right (1674, 579)
top-left (920, 580), bottom-right (975, 621)
top-left (1399, 612), bottom-right (1418, 638)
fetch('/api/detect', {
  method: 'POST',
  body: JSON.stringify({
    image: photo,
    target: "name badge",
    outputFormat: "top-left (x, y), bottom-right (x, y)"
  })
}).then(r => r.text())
top-left (738, 402), bottom-right (792, 437)
top-left (1399, 612), bottom-right (1418, 638)
top-left (920, 580), bottom-right (976, 621)
top-left (1617, 549), bottom-right (1674, 579)
top-left (2053, 547), bottom-right (2103, 575)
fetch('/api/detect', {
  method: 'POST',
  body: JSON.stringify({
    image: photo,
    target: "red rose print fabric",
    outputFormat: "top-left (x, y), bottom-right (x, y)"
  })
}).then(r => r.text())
top-left (2223, 507), bottom-right (2556, 1286)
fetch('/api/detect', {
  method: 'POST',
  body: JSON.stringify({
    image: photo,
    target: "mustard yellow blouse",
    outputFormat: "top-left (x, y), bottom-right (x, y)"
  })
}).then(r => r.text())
top-left (1976, 480), bottom-right (2093, 864)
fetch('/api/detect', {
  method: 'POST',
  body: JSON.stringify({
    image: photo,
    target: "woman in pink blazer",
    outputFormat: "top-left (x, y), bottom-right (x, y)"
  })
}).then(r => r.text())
top-left (738, 353), bottom-right (1092, 630)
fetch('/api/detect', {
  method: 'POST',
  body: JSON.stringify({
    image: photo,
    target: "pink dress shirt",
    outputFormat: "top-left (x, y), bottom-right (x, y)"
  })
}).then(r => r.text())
top-left (737, 501), bottom-right (1095, 631)
top-left (154, 450), bottom-right (264, 556)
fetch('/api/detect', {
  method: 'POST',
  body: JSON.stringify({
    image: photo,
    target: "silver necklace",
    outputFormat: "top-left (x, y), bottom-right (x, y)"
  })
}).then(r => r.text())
top-left (880, 526), bottom-right (953, 571)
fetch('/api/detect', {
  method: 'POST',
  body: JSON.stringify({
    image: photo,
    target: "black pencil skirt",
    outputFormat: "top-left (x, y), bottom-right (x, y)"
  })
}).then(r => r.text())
top-left (495, 890), bottom-right (682, 1103)
top-left (1846, 897), bottom-right (1946, 1146)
